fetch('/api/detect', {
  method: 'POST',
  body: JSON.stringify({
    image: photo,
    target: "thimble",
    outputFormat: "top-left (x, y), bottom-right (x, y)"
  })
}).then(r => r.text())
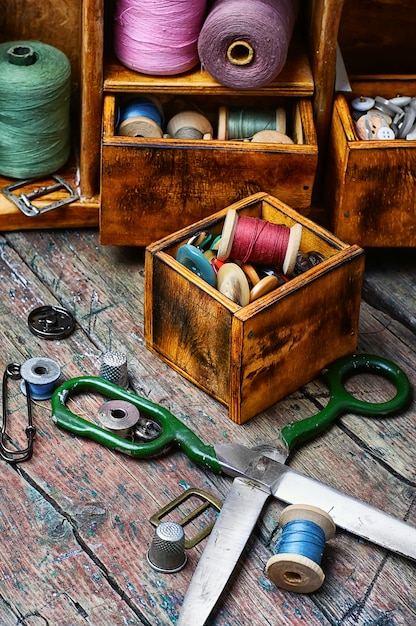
top-left (147, 521), bottom-right (187, 573)
top-left (99, 351), bottom-right (129, 388)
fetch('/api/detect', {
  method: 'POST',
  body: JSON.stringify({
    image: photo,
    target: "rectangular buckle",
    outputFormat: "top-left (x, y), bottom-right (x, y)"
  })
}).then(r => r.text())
top-left (2, 175), bottom-right (79, 217)
top-left (150, 488), bottom-right (222, 549)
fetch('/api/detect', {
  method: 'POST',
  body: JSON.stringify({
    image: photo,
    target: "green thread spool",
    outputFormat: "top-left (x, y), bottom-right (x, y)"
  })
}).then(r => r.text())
top-left (217, 105), bottom-right (286, 140)
top-left (0, 40), bottom-right (71, 179)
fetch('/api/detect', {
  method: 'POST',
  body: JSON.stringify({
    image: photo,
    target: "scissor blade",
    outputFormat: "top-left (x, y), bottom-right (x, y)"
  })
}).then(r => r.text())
top-left (216, 443), bottom-right (416, 562)
top-left (271, 465), bottom-right (416, 561)
top-left (178, 477), bottom-right (269, 626)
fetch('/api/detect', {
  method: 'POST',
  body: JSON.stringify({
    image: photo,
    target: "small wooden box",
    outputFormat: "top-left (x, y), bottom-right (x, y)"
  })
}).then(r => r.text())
top-left (325, 82), bottom-right (416, 247)
top-left (100, 94), bottom-right (317, 246)
top-left (144, 192), bottom-right (364, 424)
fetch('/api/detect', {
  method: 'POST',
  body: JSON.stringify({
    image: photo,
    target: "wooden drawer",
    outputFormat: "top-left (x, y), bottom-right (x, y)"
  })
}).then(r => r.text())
top-left (325, 81), bottom-right (416, 247)
top-left (144, 192), bottom-right (364, 424)
top-left (100, 94), bottom-right (318, 246)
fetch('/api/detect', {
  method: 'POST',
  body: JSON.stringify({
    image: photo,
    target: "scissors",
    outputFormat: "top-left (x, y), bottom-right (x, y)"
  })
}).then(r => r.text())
top-left (50, 353), bottom-right (415, 624)
top-left (51, 352), bottom-right (410, 470)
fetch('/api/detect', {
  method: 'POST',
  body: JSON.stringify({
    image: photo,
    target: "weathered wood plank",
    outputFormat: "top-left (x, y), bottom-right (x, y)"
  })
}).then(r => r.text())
top-left (0, 229), bottom-right (415, 625)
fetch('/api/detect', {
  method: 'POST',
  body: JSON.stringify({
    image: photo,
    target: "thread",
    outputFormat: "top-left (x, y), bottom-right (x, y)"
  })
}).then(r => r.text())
top-left (231, 217), bottom-right (290, 267)
top-left (217, 210), bottom-right (302, 274)
top-left (218, 106), bottom-right (287, 140)
top-left (0, 41), bottom-right (71, 179)
top-left (198, 0), bottom-right (300, 89)
top-left (114, 0), bottom-right (207, 76)
top-left (20, 357), bottom-right (61, 400)
top-left (117, 96), bottom-right (164, 138)
top-left (266, 504), bottom-right (335, 594)
top-left (166, 110), bottom-right (213, 139)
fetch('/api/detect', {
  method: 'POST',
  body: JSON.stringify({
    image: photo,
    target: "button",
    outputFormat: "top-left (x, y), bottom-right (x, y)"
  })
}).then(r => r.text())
top-left (241, 263), bottom-right (260, 286)
top-left (216, 263), bottom-right (250, 306)
top-left (389, 96), bottom-right (411, 107)
top-left (374, 96), bottom-right (403, 116)
top-left (176, 244), bottom-right (217, 287)
top-left (397, 106), bottom-right (416, 139)
top-left (28, 305), bottom-right (76, 339)
top-left (249, 275), bottom-right (279, 302)
top-left (406, 125), bottom-right (416, 140)
top-left (351, 96), bottom-right (375, 112)
top-left (376, 126), bottom-right (395, 140)
top-left (355, 113), bottom-right (386, 140)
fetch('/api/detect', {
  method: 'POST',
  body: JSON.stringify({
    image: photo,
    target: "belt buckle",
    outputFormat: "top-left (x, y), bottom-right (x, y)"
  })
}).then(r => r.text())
top-left (150, 488), bottom-right (222, 549)
top-left (2, 175), bottom-right (79, 217)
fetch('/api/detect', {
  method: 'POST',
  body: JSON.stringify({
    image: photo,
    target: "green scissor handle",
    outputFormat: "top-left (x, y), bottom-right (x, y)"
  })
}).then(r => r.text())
top-left (51, 376), bottom-right (222, 473)
top-left (280, 353), bottom-right (412, 452)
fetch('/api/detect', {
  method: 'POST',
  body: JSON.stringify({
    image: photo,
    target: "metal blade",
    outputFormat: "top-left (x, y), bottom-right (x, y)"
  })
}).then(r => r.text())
top-left (271, 464), bottom-right (416, 561)
top-left (178, 477), bottom-right (269, 626)
top-left (215, 443), bottom-right (416, 562)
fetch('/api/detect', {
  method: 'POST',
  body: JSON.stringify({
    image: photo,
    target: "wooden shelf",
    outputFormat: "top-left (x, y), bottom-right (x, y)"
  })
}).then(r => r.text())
top-left (0, 166), bottom-right (99, 231)
top-left (104, 36), bottom-right (314, 98)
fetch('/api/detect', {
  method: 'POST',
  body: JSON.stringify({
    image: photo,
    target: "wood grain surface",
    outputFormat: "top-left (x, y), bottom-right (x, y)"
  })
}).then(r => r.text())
top-left (0, 228), bottom-right (415, 626)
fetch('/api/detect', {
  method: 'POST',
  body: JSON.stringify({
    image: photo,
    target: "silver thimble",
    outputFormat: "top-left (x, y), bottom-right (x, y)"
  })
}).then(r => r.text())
top-left (147, 521), bottom-right (187, 573)
top-left (99, 351), bottom-right (129, 388)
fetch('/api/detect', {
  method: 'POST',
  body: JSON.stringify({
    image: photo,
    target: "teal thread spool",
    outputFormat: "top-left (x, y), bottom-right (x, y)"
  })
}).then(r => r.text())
top-left (0, 41), bottom-right (71, 178)
top-left (217, 105), bottom-right (287, 140)
top-left (266, 504), bottom-right (336, 593)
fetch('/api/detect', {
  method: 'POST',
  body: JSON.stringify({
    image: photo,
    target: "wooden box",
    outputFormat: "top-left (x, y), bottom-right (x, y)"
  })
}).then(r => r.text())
top-left (144, 192), bottom-right (364, 424)
top-left (324, 0), bottom-right (416, 247)
top-left (100, 93), bottom-right (318, 247)
top-left (325, 83), bottom-right (416, 247)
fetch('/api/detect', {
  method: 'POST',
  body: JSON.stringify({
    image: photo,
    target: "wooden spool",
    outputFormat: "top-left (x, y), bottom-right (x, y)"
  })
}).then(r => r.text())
top-left (266, 504), bottom-right (336, 594)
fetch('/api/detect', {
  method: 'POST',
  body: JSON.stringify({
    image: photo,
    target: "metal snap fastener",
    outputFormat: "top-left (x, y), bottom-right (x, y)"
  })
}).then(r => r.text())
top-left (28, 305), bottom-right (76, 339)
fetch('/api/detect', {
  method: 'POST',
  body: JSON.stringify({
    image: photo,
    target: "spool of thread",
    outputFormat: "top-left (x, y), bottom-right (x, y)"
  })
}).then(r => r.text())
top-left (20, 357), bottom-right (61, 400)
top-left (0, 41), bottom-right (71, 178)
top-left (166, 111), bottom-right (213, 140)
top-left (117, 96), bottom-right (164, 138)
top-left (218, 106), bottom-right (287, 140)
top-left (114, 0), bottom-right (207, 76)
top-left (97, 400), bottom-right (141, 439)
top-left (217, 209), bottom-right (302, 275)
top-left (197, 0), bottom-right (300, 89)
top-left (266, 504), bottom-right (335, 593)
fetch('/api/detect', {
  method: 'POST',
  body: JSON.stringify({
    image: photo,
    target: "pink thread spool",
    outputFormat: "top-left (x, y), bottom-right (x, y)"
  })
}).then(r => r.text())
top-left (114, 0), bottom-right (207, 75)
top-left (217, 209), bottom-right (302, 275)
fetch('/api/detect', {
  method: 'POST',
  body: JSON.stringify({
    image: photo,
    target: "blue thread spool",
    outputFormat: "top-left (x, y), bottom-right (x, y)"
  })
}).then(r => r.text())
top-left (266, 504), bottom-right (335, 593)
top-left (20, 357), bottom-right (61, 400)
top-left (117, 96), bottom-right (164, 138)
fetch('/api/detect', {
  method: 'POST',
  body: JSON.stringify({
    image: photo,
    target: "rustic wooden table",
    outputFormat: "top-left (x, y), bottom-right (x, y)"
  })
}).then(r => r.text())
top-left (0, 228), bottom-right (415, 626)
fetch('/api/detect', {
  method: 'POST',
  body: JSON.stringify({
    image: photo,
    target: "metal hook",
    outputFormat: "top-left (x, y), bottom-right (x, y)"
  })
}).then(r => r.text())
top-left (1, 363), bottom-right (36, 463)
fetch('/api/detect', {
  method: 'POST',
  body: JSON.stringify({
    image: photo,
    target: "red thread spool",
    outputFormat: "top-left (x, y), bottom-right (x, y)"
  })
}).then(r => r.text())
top-left (217, 210), bottom-right (302, 275)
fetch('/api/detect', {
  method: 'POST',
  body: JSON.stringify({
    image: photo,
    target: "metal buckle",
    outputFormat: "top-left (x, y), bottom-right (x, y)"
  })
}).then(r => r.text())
top-left (2, 175), bottom-right (79, 217)
top-left (150, 488), bottom-right (222, 549)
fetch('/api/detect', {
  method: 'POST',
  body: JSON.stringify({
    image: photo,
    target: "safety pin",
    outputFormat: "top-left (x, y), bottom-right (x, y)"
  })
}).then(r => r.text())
top-left (1, 363), bottom-right (36, 463)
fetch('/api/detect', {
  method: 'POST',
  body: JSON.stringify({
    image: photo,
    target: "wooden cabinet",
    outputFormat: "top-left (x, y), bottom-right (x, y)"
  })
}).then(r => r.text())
top-left (0, 1), bottom-right (345, 236)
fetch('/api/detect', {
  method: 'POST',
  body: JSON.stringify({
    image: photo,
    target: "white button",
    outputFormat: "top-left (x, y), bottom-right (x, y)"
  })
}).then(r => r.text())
top-left (389, 96), bottom-right (411, 107)
top-left (376, 126), bottom-right (395, 140)
top-left (351, 96), bottom-right (375, 112)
